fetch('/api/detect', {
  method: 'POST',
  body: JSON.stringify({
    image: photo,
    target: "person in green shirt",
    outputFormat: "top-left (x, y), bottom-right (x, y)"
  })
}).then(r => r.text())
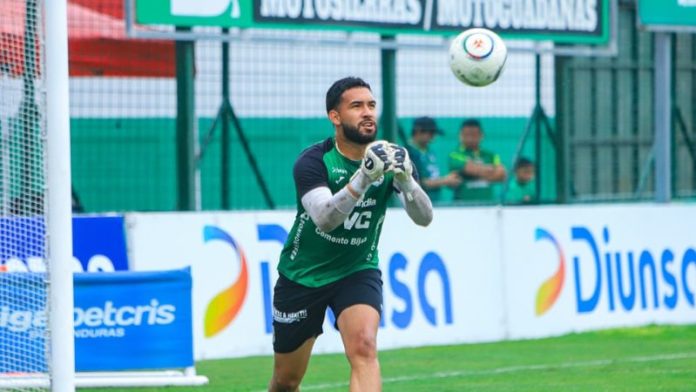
top-left (507, 157), bottom-right (537, 204)
top-left (406, 116), bottom-right (462, 203)
top-left (448, 118), bottom-right (507, 203)
top-left (268, 77), bottom-right (433, 392)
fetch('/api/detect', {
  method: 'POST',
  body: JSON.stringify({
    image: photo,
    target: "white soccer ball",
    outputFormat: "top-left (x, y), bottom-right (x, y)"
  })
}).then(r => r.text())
top-left (449, 28), bottom-right (508, 87)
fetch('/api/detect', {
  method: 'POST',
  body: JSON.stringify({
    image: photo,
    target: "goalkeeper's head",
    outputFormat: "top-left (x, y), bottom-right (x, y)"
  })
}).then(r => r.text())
top-left (326, 77), bottom-right (378, 145)
top-left (326, 77), bottom-right (372, 114)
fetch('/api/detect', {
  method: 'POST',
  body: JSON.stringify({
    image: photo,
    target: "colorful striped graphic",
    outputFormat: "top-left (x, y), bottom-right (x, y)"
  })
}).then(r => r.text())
top-left (203, 225), bottom-right (249, 338)
top-left (535, 228), bottom-right (565, 316)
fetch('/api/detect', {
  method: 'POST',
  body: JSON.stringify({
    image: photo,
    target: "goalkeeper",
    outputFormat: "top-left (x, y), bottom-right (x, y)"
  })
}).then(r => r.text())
top-left (268, 77), bottom-right (433, 392)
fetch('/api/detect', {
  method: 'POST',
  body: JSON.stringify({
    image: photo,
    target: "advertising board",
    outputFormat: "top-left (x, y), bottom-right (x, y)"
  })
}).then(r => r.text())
top-left (127, 209), bottom-right (505, 359)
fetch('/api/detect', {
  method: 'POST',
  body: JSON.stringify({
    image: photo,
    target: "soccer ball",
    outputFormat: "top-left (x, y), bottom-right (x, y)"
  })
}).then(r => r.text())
top-left (449, 28), bottom-right (508, 87)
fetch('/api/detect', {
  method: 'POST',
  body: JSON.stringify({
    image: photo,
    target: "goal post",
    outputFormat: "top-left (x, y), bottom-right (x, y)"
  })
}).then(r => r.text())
top-left (45, 0), bottom-right (76, 390)
top-left (0, 0), bottom-right (74, 390)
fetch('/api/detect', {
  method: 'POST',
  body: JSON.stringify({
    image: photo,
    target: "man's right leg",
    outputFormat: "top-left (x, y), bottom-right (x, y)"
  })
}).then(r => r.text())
top-left (268, 337), bottom-right (316, 392)
top-left (269, 274), bottom-right (328, 391)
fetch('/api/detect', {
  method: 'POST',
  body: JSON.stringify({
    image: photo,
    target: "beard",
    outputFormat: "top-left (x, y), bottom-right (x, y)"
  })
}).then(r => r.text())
top-left (342, 121), bottom-right (377, 144)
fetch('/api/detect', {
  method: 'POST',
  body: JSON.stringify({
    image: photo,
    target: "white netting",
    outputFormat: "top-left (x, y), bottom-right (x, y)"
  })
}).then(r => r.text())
top-left (0, 0), bottom-right (49, 390)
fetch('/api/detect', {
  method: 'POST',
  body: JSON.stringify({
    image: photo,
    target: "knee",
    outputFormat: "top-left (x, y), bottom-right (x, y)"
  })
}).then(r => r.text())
top-left (270, 374), bottom-right (302, 392)
top-left (346, 329), bottom-right (377, 362)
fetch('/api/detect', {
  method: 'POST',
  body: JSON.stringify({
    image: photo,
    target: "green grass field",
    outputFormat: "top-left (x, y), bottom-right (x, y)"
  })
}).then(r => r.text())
top-left (82, 324), bottom-right (696, 391)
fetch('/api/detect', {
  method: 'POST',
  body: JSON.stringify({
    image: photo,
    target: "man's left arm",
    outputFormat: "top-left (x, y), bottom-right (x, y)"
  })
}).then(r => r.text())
top-left (390, 144), bottom-right (433, 227)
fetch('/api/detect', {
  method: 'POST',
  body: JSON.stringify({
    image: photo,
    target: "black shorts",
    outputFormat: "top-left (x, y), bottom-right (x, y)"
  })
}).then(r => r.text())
top-left (272, 268), bottom-right (383, 353)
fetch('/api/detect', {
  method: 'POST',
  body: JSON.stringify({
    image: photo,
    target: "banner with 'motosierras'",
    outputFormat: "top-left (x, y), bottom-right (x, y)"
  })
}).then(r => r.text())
top-left (136, 0), bottom-right (610, 44)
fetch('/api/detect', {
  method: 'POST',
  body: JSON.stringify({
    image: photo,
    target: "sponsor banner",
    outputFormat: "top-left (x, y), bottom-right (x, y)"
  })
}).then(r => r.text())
top-left (501, 204), bottom-right (696, 339)
top-left (0, 215), bottom-right (129, 272)
top-left (0, 268), bottom-right (193, 372)
top-left (127, 204), bottom-right (696, 359)
top-left (136, 0), bottom-right (610, 44)
top-left (126, 209), bottom-right (505, 359)
top-left (638, 0), bottom-right (696, 31)
top-left (127, 212), bottom-right (284, 359)
top-left (74, 268), bottom-right (194, 371)
top-left (377, 208), bottom-right (504, 349)
top-left (0, 217), bottom-right (45, 271)
top-left (0, 273), bottom-right (46, 372)
top-left (73, 216), bottom-right (129, 271)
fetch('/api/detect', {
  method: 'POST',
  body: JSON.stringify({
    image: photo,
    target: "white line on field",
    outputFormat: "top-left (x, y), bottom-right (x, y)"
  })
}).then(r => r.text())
top-left (292, 351), bottom-right (696, 391)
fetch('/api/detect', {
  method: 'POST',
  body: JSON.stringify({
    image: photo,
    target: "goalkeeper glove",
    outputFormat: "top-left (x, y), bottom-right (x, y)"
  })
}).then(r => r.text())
top-left (389, 143), bottom-right (413, 183)
top-left (360, 140), bottom-right (392, 182)
top-left (348, 140), bottom-right (391, 198)
top-left (389, 143), bottom-right (416, 201)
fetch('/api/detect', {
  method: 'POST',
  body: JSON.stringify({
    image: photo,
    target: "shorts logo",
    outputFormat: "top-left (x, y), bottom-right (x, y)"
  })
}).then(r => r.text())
top-left (203, 226), bottom-right (249, 337)
top-left (272, 308), bottom-right (308, 324)
top-left (535, 228), bottom-right (566, 316)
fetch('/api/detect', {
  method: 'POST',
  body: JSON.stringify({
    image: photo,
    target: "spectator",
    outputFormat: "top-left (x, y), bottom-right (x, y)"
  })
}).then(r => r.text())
top-left (405, 116), bottom-right (461, 202)
top-left (507, 157), bottom-right (537, 204)
top-left (448, 119), bottom-right (506, 203)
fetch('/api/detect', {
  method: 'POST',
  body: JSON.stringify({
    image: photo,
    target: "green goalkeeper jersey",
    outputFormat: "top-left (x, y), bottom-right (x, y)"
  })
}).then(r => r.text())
top-left (278, 138), bottom-right (395, 288)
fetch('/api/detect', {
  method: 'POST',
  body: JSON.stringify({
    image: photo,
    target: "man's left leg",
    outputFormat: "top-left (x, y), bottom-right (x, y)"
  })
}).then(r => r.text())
top-left (337, 304), bottom-right (381, 392)
top-left (332, 269), bottom-right (383, 391)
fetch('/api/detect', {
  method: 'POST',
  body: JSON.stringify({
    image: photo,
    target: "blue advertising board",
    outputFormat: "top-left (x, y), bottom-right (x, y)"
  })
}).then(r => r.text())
top-left (0, 268), bottom-right (194, 372)
top-left (0, 273), bottom-right (47, 373)
top-left (74, 268), bottom-right (194, 371)
top-left (73, 216), bottom-right (129, 271)
top-left (0, 215), bottom-right (129, 272)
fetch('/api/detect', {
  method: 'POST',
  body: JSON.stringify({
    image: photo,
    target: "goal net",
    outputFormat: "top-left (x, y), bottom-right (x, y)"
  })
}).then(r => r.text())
top-left (1, 0), bottom-right (56, 390)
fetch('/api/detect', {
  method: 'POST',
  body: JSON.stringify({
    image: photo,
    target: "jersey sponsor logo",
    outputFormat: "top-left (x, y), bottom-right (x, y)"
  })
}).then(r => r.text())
top-left (344, 211), bottom-right (372, 230)
top-left (315, 227), bottom-right (350, 245)
top-left (331, 167), bottom-right (348, 175)
top-left (289, 213), bottom-right (310, 260)
top-left (356, 197), bottom-right (377, 208)
top-left (351, 237), bottom-right (368, 246)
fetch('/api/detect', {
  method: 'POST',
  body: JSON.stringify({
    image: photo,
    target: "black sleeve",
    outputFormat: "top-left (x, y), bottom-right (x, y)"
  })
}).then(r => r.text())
top-left (293, 143), bottom-right (329, 199)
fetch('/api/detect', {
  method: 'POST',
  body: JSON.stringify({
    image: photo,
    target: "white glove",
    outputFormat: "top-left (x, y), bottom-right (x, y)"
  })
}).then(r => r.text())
top-left (389, 143), bottom-right (413, 183)
top-left (360, 140), bottom-right (392, 181)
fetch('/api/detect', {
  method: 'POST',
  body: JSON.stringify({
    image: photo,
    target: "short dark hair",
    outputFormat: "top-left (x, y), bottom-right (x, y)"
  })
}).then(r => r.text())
top-left (514, 157), bottom-right (534, 170)
top-left (411, 116), bottom-right (444, 136)
top-left (326, 77), bottom-right (371, 113)
top-left (460, 118), bottom-right (482, 130)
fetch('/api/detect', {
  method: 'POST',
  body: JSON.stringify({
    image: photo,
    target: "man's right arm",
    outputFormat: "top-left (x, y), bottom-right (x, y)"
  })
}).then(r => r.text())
top-left (301, 170), bottom-right (372, 233)
top-left (298, 141), bottom-right (390, 233)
